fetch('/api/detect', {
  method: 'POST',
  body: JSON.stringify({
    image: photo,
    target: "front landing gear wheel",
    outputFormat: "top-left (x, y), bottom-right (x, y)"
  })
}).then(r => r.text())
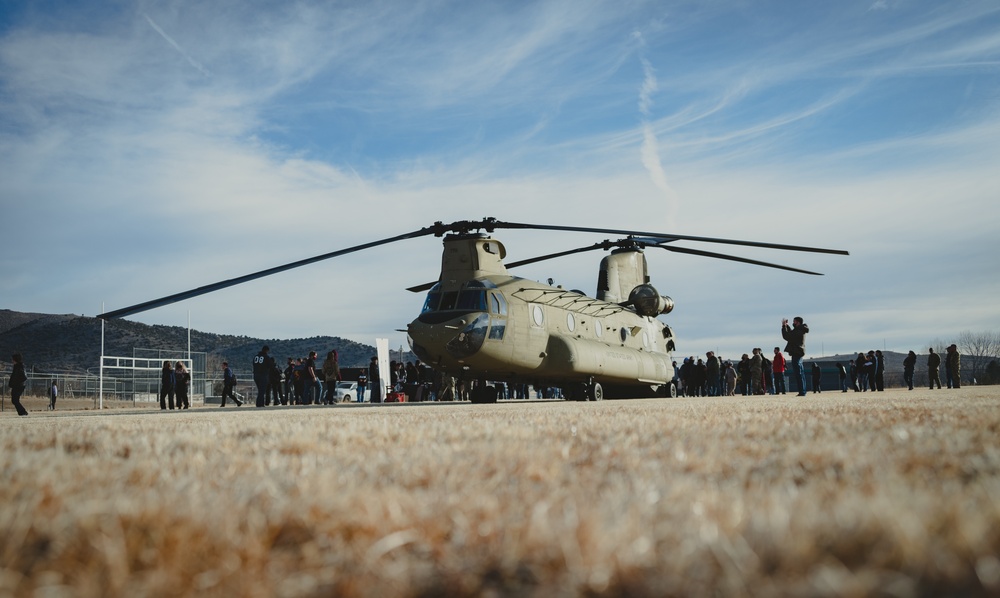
top-left (588, 382), bottom-right (603, 401)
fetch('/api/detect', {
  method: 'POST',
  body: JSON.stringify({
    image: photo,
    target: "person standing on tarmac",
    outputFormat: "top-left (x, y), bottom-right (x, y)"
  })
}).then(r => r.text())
top-left (946, 344), bottom-right (961, 389)
top-left (369, 356), bottom-right (382, 403)
top-left (220, 361), bottom-right (243, 407)
top-left (252, 345), bottom-right (272, 407)
top-left (781, 317), bottom-right (809, 396)
top-left (175, 362), bottom-right (191, 409)
top-left (269, 359), bottom-right (284, 405)
top-left (928, 348), bottom-right (942, 389)
top-left (9, 353), bottom-right (29, 416)
top-left (903, 350), bottom-right (917, 390)
top-left (322, 350), bottom-right (341, 404)
top-left (875, 350), bottom-right (886, 391)
top-left (772, 347), bottom-right (787, 395)
top-left (48, 380), bottom-right (58, 411)
top-left (159, 360), bottom-right (176, 410)
top-left (303, 351), bottom-right (320, 405)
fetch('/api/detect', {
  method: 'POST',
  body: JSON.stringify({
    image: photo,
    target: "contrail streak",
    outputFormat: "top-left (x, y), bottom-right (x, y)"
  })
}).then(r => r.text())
top-left (143, 14), bottom-right (211, 77)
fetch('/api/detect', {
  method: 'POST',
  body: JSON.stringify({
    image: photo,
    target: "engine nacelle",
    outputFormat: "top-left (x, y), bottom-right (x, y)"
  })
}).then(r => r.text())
top-left (628, 284), bottom-right (674, 317)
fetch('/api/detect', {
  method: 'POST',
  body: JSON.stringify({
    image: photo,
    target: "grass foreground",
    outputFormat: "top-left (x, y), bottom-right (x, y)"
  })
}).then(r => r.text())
top-left (1, 388), bottom-right (999, 597)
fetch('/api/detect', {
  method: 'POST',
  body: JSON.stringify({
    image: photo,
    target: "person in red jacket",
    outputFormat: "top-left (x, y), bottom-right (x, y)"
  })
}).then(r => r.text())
top-left (772, 346), bottom-right (787, 395)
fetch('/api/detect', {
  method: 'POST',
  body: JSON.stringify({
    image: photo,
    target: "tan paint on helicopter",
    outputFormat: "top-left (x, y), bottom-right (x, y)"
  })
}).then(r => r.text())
top-left (409, 236), bottom-right (676, 393)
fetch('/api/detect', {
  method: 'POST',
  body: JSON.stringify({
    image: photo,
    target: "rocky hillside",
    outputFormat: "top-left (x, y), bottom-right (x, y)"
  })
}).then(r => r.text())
top-left (0, 309), bottom-right (405, 374)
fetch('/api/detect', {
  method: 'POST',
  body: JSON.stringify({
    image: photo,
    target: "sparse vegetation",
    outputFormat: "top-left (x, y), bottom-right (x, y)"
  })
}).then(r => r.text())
top-left (2, 388), bottom-right (999, 596)
top-left (0, 309), bottom-right (407, 374)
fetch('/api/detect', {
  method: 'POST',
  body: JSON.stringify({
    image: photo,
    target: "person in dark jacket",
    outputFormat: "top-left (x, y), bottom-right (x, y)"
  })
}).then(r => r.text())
top-left (705, 351), bottom-right (721, 397)
top-left (9, 353), bottom-right (29, 416)
top-left (252, 345), bottom-right (272, 408)
top-left (159, 360), bottom-right (175, 410)
top-left (269, 360), bottom-right (285, 406)
top-left (737, 354), bottom-right (751, 396)
top-left (875, 350), bottom-right (886, 391)
top-left (283, 358), bottom-right (295, 405)
top-left (220, 362), bottom-right (242, 407)
top-left (856, 352), bottom-right (869, 391)
top-left (369, 356), bottom-right (382, 403)
top-left (175, 362), bottom-right (191, 409)
top-left (928, 348), bottom-right (942, 389)
top-left (902, 350), bottom-right (917, 390)
top-left (781, 317), bottom-right (809, 396)
top-left (866, 351), bottom-right (878, 392)
top-left (945, 344), bottom-right (961, 389)
top-left (810, 362), bottom-right (822, 393)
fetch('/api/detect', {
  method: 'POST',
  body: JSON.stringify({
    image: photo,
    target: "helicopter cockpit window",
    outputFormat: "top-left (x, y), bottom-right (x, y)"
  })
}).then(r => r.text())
top-left (421, 291), bottom-right (441, 314)
top-left (423, 280), bottom-right (495, 313)
top-left (420, 283), bottom-right (443, 314)
top-left (490, 292), bottom-right (508, 316)
top-left (456, 289), bottom-right (487, 311)
top-left (439, 291), bottom-right (459, 311)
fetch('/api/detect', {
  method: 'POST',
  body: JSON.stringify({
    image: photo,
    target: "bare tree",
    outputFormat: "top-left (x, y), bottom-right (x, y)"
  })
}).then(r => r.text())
top-left (957, 329), bottom-right (1000, 385)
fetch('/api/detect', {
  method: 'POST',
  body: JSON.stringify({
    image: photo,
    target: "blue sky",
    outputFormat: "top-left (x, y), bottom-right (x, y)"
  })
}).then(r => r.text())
top-left (2, 0), bottom-right (998, 360)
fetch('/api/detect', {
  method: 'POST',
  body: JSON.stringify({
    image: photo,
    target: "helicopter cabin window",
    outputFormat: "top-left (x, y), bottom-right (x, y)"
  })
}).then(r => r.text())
top-left (566, 313), bottom-right (576, 332)
top-left (619, 327), bottom-right (628, 343)
top-left (594, 319), bottom-right (603, 338)
top-left (532, 305), bottom-right (544, 327)
top-left (642, 331), bottom-right (650, 349)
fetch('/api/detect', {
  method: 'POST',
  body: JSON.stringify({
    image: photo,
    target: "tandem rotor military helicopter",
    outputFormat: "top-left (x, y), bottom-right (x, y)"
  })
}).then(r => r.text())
top-left (98, 218), bottom-right (847, 402)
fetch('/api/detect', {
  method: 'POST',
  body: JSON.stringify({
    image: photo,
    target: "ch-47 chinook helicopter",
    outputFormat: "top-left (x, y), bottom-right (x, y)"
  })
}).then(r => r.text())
top-left (98, 217), bottom-right (848, 403)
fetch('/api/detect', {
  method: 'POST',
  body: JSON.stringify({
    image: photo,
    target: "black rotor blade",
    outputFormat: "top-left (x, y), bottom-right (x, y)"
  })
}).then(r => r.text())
top-left (406, 281), bottom-right (439, 294)
top-left (405, 241), bottom-right (617, 293)
top-left (490, 220), bottom-right (849, 255)
top-left (99, 227), bottom-right (438, 319)
top-left (652, 244), bottom-right (824, 275)
top-left (504, 241), bottom-right (615, 268)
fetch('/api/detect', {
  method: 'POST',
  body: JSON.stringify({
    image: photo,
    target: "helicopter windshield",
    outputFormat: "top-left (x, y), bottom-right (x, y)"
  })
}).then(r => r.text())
top-left (421, 280), bottom-right (496, 314)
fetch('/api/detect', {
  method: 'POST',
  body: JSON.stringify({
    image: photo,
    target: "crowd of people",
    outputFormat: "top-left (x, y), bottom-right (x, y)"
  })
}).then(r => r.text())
top-left (3, 326), bottom-right (971, 415)
top-left (672, 319), bottom-right (966, 397)
top-left (237, 346), bottom-right (344, 407)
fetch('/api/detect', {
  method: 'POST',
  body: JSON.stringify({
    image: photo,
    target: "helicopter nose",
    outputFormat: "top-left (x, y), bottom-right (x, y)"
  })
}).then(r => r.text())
top-left (408, 312), bottom-right (490, 362)
top-left (444, 313), bottom-right (489, 359)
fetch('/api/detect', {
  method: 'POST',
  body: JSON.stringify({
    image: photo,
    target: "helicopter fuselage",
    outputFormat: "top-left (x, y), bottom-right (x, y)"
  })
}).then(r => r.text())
top-left (407, 234), bottom-right (676, 399)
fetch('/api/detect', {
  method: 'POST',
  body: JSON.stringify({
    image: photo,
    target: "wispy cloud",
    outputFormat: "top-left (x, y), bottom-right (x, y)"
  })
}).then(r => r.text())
top-left (1, 1), bottom-right (998, 356)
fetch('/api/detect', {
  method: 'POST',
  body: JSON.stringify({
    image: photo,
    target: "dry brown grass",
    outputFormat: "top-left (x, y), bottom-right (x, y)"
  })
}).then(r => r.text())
top-left (2, 388), bottom-right (999, 597)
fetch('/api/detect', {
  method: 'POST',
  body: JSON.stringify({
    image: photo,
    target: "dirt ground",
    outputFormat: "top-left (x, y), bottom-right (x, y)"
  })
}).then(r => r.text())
top-left (1, 387), bottom-right (998, 596)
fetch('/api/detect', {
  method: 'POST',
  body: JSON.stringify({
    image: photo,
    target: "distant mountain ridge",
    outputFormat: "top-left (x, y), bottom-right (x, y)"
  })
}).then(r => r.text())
top-left (0, 309), bottom-right (400, 374)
